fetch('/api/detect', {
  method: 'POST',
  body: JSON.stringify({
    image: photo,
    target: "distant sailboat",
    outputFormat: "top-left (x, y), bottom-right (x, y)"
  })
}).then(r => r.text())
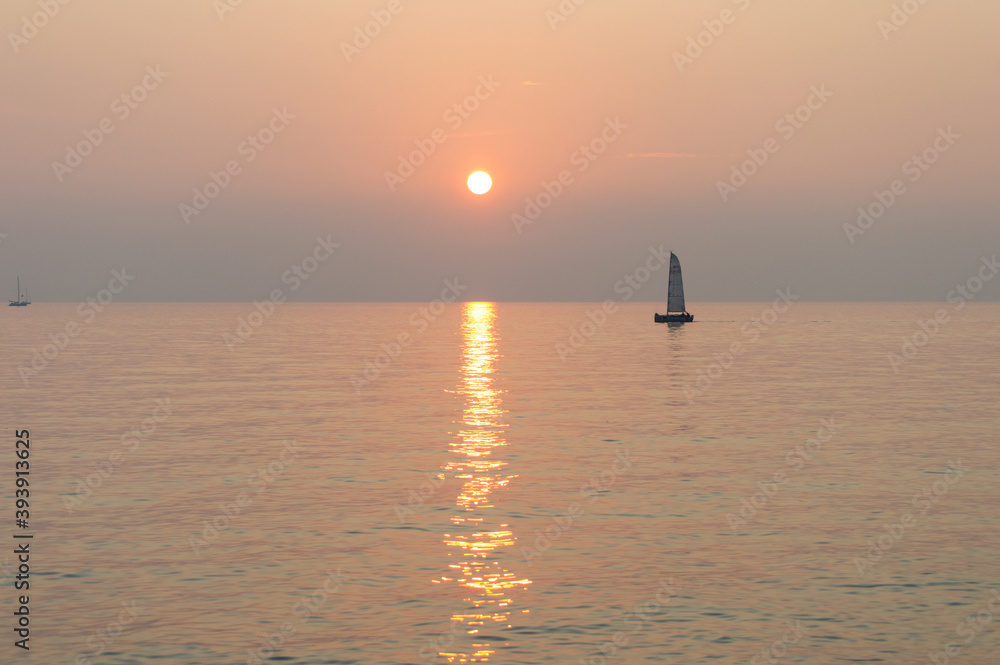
top-left (654, 253), bottom-right (693, 323)
top-left (8, 276), bottom-right (30, 307)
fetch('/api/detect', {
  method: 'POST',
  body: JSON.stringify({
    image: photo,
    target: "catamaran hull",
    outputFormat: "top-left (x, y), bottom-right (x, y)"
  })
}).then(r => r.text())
top-left (654, 313), bottom-right (693, 323)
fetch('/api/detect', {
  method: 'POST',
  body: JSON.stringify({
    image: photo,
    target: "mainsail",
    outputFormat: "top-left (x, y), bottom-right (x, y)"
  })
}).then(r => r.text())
top-left (667, 253), bottom-right (685, 313)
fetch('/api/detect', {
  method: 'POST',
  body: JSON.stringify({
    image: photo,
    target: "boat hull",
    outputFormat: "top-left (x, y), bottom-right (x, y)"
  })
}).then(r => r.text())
top-left (654, 312), bottom-right (693, 323)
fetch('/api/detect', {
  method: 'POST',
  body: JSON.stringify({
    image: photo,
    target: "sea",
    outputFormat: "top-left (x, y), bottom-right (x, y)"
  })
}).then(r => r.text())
top-left (1, 301), bottom-right (998, 664)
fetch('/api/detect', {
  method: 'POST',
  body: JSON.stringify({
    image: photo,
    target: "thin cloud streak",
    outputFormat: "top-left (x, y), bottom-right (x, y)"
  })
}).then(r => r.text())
top-left (625, 152), bottom-right (698, 159)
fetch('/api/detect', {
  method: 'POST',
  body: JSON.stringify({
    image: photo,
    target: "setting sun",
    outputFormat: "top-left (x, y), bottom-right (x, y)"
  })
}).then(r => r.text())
top-left (467, 171), bottom-right (492, 195)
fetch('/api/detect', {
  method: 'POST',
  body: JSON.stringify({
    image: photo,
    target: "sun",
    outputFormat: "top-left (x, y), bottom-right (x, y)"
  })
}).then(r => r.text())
top-left (467, 171), bottom-right (492, 195)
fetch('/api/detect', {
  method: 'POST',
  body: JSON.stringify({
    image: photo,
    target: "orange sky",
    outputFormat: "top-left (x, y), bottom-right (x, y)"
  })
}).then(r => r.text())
top-left (2, 0), bottom-right (998, 300)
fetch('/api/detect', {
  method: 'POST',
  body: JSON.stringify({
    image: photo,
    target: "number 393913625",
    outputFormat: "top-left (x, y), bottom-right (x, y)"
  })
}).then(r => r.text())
top-left (15, 430), bottom-right (30, 526)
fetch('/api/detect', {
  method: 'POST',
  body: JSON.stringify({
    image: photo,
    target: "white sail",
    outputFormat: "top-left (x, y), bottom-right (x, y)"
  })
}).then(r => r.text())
top-left (667, 253), bottom-right (685, 313)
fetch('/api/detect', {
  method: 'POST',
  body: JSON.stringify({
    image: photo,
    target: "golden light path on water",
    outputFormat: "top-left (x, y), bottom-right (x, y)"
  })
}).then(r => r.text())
top-left (438, 302), bottom-right (531, 664)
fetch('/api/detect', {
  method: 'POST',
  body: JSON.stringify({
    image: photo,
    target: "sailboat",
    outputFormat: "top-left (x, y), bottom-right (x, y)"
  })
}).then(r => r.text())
top-left (8, 277), bottom-right (30, 307)
top-left (654, 253), bottom-right (693, 323)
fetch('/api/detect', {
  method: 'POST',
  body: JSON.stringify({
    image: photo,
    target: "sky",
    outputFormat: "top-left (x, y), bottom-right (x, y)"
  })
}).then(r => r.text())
top-left (1, 0), bottom-right (998, 302)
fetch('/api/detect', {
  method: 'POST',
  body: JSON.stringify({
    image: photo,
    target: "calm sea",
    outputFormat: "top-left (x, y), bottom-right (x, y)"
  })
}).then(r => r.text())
top-left (1, 302), bottom-right (998, 665)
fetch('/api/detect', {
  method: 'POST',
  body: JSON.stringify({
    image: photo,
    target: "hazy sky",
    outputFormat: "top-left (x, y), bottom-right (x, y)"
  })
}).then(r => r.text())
top-left (1, 0), bottom-right (997, 302)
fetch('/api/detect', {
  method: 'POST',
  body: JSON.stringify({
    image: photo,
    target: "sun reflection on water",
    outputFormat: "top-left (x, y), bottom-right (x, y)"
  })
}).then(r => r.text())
top-left (438, 302), bottom-right (531, 663)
